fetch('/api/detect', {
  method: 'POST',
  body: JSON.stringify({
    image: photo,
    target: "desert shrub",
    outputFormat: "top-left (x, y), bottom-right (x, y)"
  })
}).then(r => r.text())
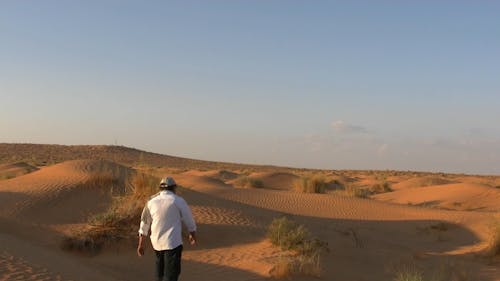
top-left (268, 217), bottom-right (310, 251)
top-left (344, 184), bottom-right (370, 198)
top-left (61, 229), bottom-right (106, 255)
top-left (81, 172), bottom-right (125, 192)
top-left (130, 172), bottom-right (159, 198)
top-left (270, 257), bottom-right (295, 279)
top-left (0, 173), bottom-right (15, 180)
top-left (267, 217), bottom-right (328, 279)
top-left (486, 221), bottom-right (500, 257)
top-left (394, 270), bottom-right (424, 281)
top-left (235, 176), bottom-right (264, 188)
top-left (330, 179), bottom-right (344, 190)
top-left (62, 172), bottom-right (159, 254)
top-left (294, 176), bottom-right (327, 193)
top-left (89, 172), bottom-right (159, 228)
top-left (371, 181), bottom-right (393, 194)
top-left (390, 260), bottom-right (474, 281)
top-left (389, 262), bottom-right (424, 281)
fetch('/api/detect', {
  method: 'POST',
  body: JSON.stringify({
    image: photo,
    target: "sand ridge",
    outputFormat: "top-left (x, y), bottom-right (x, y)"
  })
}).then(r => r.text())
top-left (373, 183), bottom-right (500, 212)
top-left (0, 157), bottom-right (498, 281)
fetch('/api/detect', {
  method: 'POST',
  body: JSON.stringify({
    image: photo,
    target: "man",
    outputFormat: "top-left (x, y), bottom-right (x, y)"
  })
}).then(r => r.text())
top-left (137, 176), bottom-right (197, 281)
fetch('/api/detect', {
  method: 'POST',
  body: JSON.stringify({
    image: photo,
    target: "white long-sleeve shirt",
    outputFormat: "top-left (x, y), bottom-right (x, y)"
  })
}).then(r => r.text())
top-left (138, 190), bottom-right (196, 251)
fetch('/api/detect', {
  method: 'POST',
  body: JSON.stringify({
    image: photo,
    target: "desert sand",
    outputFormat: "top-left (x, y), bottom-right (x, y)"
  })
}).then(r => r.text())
top-left (0, 144), bottom-right (499, 281)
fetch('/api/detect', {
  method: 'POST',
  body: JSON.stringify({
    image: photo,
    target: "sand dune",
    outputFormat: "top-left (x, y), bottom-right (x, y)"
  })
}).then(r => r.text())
top-left (373, 183), bottom-right (500, 212)
top-left (0, 156), bottom-right (498, 281)
top-left (0, 162), bottom-right (38, 181)
top-left (247, 172), bottom-right (299, 190)
top-left (0, 160), bottom-right (132, 224)
top-left (392, 176), bottom-right (456, 190)
top-left (175, 174), bottom-right (498, 280)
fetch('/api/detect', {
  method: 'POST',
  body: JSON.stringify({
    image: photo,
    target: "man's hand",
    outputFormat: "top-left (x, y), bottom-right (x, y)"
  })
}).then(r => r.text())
top-left (137, 245), bottom-right (144, 257)
top-left (137, 234), bottom-right (145, 257)
top-left (188, 232), bottom-right (197, 246)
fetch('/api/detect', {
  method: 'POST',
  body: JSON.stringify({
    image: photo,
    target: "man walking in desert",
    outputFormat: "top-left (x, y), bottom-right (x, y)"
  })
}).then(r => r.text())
top-left (137, 176), bottom-right (197, 281)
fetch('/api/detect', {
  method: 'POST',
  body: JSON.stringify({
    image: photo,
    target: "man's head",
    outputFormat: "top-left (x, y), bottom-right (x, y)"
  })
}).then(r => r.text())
top-left (159, 176), bottom-right (177, 191)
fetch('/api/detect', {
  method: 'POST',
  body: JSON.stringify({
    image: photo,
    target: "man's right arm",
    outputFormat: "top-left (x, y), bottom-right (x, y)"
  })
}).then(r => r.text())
top-left (137, 203), bottom-right (152, 256)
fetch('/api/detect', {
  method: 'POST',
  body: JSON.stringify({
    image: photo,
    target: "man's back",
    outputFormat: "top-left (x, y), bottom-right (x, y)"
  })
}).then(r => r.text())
top-left (139, 190), bottom-right (196, 251)
top-left (137, 177), bottom-right (196, 281)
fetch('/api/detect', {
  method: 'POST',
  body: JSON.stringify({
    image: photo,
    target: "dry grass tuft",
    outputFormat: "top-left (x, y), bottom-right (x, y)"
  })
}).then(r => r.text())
top-left (389, 260), bottom-right (474, 281)
top-left (344, 184), bottom-right (370, 198)
top-left (270, 257), bottom-right (294, 279)
top-left (294, 175), bottom-right (327, 193)
top-left (394, 268), bottom-right (424, 281)
top-left (268, 217), bottom-right (328, 279)
top-left (268, 217), bottom-right (310, 250)
top-left (234, 176), bottom-right (264, 188)
top-left (62, 171), bottom-right (159, 254)
top-left (371, 181), bottom-right (393, 194)
top-left (485, 220), bottom-right (500, 257)
top-left (0, 173), bottom-right (15, 180)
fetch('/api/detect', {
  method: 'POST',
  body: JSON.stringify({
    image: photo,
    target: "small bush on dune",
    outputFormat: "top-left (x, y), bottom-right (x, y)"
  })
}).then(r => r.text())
top-left (371, 181), bottom-right (393, 194)
top-left (130, 172), bottom-right (159, 198)
top-left (0, 173), bottom-right (15, 180)
top-left (268, 217), bottom-right (310, 250)
top-left (62, 172), bottom-right (159, 254)
top-left (271, 257), bottom-right (294, 279)
top-left (486, 221), bottom-right (500, 257)
top-left (390, 260), bottom-right (474, 281)
top-left (344, 184), bottom-right (370, 198)
top-left (91, 172), bottom-right (159, 228)
top-left (394, 270), bottom-right (424, 281)
top-left (235, 176), bottom-right (264, 188)
top-left (294, 176), bottom-right (327, 193)
top-left (267, 217), bottom-right (328, 279)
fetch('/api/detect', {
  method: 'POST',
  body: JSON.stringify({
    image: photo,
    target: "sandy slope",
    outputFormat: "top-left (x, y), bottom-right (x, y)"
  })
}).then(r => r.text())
top-left (0, 160), bottom-right (132, 224)
top-left (373, 183), bottom-right (500, 212)
top-left (175, 174), bottom-right (500, 280)
top-left (0, 161), bottom-right (499, 281)
top-left (0, 162), bottom-right (38, 181)
top-left (391, 176), bottom-right (456, 190)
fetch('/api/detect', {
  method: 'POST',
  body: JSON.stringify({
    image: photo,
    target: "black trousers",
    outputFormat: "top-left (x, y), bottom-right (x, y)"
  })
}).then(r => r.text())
top-left (155, 245), bottom-right (183, 281)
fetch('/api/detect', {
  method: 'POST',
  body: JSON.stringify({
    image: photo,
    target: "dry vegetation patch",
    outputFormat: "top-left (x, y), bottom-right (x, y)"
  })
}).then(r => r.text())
top-left (371, 181), bottom-right (393, 193)
top-left (293, 175), bottom-right (327, 193)
top-left (343, 184), bottom-right (370, 198)
top-left (62, 172), bottom-right (159, 255)
top-left (267, 217), bottom-right (328, 279)
top-left (390, 260), bottom-right (474, 281)
top-left (234, 176), bottom-right (264, 188)
top-left (485, 220), bottom-right (500, 258)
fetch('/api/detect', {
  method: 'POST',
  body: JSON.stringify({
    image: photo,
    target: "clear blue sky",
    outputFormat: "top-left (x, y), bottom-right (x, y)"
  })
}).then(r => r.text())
top-left (1, 1), bottom-right (499, 174)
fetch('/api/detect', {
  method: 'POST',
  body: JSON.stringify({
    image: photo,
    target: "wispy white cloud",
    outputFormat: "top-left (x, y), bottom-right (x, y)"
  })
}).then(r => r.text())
top-left (377, 143), bottom-right (389, 156)
top-left (331, 120), bottom-right (368, 134)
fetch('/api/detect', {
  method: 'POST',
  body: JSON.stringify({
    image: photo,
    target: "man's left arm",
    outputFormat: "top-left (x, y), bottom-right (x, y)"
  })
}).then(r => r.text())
top-left (178, 198), bottom-right (197, 245)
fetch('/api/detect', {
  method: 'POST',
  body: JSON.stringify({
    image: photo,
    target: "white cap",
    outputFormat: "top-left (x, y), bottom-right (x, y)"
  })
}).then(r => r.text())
top-left (160, 176), bottom-right (177, 187)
